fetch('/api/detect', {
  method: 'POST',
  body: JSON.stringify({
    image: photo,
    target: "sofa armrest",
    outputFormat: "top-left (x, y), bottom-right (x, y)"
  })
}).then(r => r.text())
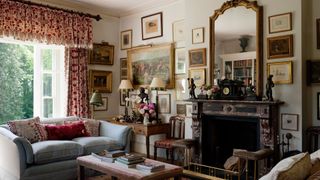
top-left (99, 121), bottom-right (133, 152)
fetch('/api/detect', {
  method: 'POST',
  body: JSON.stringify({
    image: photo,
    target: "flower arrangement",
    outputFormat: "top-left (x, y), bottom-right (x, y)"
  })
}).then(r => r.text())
top-left (200, 84), bottom-right (220, 99)
top-left (125, 95), bottom-right (156, 122)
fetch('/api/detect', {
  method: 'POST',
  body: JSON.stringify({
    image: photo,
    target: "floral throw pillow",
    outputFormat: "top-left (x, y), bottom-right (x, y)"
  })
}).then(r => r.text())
top-left (82, 119), bottom-right (100, 136)
top-left (7, 117), bottom-right (47, 143)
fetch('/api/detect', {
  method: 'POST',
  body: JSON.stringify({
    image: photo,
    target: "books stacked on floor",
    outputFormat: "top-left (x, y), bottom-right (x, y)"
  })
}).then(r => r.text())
top-left (91, 150), bottom-right (126, 163)
top-left (114, 154), bottom-right (145, 168)
top-left (136, 162), bottom-right (165, 172)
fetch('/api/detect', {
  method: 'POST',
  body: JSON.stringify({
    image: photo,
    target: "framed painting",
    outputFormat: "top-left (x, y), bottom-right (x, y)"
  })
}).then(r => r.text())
top-left (281, 113), bottom-right (298, 131)
top-left (192, 27), bottom-right (204, 44)
top-left (127, 43), bottom-right (174, 89)
top-left (189, 48), bottom-right (206, 67)
top-left (158, 94), bottom-right (171, 114)
top-left (269, 12), bottom-right (292, 34)
top-left (93, 97), bottom-right (108, 111)
top-left (121, 30), bottom-right (132, 50)
top-left (317, 19), bottom-right (320, 49)
top-left (176, 104), bottom-right (186, 116)
top-left (186, 104), bottom-right (192, 118)
top-left (267, 61), bottom-right (292, 84)
top-left (141, 12), bottom-right (163, 40)
top-left (89, 70), bottom-right (112, 93)
top-left (189, 68), bottom-right (206, 87)
top-left (267, 35), bottom-right (293, 59)
top-left (90, 42), bottom-right (114, 65)
top-left (307, 60), bottom-right (320, 85)
top-left (173, 20), bottom-right (185, 42)
top-left (175, 77), bottom-right (187, 101)
top-left (120, 58), bottom-right (127, 69)
top-left (120, 69), bottom-right (128, 80)
top-left (175, 48), bottom-right (187, 74)
top-left (120, 91), bottom-right (126, 106)
top-left (120, 58), bottom-right (128, 80)
top-left (318, 92), bottom-right (320, 120)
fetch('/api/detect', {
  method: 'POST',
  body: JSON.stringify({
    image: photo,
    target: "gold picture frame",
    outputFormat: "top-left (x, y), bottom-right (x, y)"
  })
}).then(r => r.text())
top-left (89, 70), bottom-right (112, 93)
top-left (267, 61), bottom-right (292, 84)
top-left (121, 30), bottom-right (132, 50)
top-left (189, 48), bottom-right (206, 67)
top-left (127, 43), bottom-right (175, 89)
top-left (267, 35), bottom-right (293, 59)
top-left (90, 42), bottom-right (114, 65)
top-left (189, 68), bottom-right (206, 87)
top-left (268, 12), bottom-right (292, 34)
top-left (141, 12), bottom-right (163, 40)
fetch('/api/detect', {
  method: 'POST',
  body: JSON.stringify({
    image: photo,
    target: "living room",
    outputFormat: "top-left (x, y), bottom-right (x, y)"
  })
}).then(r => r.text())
top-left (0, 0), bottom-right (320, 179)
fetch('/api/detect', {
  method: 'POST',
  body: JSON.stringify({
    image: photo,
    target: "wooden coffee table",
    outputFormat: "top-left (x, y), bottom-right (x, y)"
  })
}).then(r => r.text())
top-left (77, 155), bottom-right (183, 180)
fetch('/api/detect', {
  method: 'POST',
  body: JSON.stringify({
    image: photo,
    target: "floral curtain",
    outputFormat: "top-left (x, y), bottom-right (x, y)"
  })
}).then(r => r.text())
top-left (0, 0), bottom-right (93, 48)
top-left (65, 48), bottom-right (90, 117)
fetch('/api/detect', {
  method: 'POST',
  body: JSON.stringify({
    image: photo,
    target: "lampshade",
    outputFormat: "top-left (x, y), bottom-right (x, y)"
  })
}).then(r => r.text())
top-left (118, 80), bottom-right (134, 90)
top-left (150, 77), bottom-right (165, 90)
top-left (90, 91), bottom-right (103, 106)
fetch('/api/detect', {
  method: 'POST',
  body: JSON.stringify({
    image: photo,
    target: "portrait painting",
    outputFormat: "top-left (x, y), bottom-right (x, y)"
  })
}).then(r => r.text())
top-left (90, 43), bottom-right (114, 65)
top-left (267, 35), bottom-right (293, 59)
top-left (141, 12), bottom-right (163, 40)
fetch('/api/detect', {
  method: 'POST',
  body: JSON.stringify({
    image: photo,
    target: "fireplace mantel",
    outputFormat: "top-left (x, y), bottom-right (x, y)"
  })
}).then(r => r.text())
top-left (186, 99), bottom-right (284, 164)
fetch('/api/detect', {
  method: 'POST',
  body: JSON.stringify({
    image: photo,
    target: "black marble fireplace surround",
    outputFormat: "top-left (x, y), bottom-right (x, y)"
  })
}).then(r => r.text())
top-left (187, 99), bottom-right (284, 166)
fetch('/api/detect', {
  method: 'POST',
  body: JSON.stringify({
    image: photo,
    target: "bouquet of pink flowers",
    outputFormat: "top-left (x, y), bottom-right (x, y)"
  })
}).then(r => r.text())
top-left (138, 102), bottom-right (156, 119)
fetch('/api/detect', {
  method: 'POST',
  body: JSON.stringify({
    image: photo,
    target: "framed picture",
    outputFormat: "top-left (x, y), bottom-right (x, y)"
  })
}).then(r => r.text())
top-left (189, 68), bottom-right (206, 87)
top-left (90, 42), bottom-right (114, 65)
top-left (186, 104), bottom-right (192, 118)
top-left (89, 70), bottom-right (112, 93)
top-left (317, 19), bottom-right (320, 49)
top-left (281, 113), bottom-right (298, 131)
top-left (192, 27), bottom-right (204, 44)
top-left (158, 94), bottom-right (171, 114)
top-left (175, 48), bottom-right (187, 74)
top-left (120, 69), bottom-right (128, 80)
top-left (173, 20), bottom-right (185, 42)
top-left (120, 91), bottom-right (126, 106)
top-left (189, 48), bottom-right (206, 67)
top-left (267, 61), bottom-right (292, 84)
top-left (121, 30), bottom-right (132, 50)
top-left (268, 12), bottom-right (292, 34)
top-left (141, 12), bottom-right (163, 40)
top-left (120, 58), bottom-right (128, 80)
top-left (127, 43), bottom-right (174, 88)
top-left (176, 104), bottom-right (186, 116)
top-left (93, 97), bottom-right (108, 111)
top-left (267, 35), bottom-right (293, 59)
top-left (120, 58), bottom-right (127, 68)
top-left (318, 92), bottom-right (320, 120)
top-left (176, 77), bottom-right (187, 101)
top-left (307, 60), bottom-right (320, 85)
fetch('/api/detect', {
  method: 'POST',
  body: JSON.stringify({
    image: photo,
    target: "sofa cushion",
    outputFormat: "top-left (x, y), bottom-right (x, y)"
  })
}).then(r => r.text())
top-left (72, 136), bottom-right (123, 155)
top-left (81, 118), bottom-right (100, 136)
top-left (45, 121), bottom-right (88, 140)
top-left (32, 140), bottom-right (83, 164)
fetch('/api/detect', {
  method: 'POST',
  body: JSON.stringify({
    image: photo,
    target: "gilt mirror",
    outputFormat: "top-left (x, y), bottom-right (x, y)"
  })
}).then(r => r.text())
top-left (210, 0), bottom-right (263, 97)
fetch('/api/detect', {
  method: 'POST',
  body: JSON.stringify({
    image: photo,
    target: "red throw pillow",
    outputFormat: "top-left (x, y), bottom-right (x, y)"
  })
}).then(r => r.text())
top-left (45, 121), bottom-right (88, 140)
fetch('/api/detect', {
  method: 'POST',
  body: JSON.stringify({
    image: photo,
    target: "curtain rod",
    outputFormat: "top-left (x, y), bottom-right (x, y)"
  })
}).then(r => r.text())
top-left (10, 0), bottom-right (102, 21)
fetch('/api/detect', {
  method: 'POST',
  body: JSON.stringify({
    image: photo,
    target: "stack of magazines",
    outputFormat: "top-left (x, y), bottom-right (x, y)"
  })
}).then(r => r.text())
top-left (136, 162), bottom-right (165, 172)
top-left (91, 150), bottom-right (125, 163)
top-left (115, 154), bottom-right (145, 168)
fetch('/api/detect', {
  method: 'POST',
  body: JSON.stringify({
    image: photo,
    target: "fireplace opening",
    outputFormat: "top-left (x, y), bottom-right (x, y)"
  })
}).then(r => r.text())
top-left (201, 115), bottom-right (260, 168)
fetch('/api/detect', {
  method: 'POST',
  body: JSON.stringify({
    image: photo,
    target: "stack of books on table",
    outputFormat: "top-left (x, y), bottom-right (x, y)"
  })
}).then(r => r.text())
top-left (91, 150), bottom-right (126, 163)
top-left (114, 154), bottom-right (145, 168)
top-left (136, 162), bottom-right (165, 172)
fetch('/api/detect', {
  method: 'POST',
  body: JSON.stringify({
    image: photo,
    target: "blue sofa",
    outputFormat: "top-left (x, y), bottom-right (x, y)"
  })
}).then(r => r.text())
top-left (0, 117), bottom-right (133, 180)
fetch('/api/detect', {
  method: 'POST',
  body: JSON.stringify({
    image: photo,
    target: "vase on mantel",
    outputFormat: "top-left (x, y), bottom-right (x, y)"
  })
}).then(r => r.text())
top-left (143, 114), bottom-right (150, 125)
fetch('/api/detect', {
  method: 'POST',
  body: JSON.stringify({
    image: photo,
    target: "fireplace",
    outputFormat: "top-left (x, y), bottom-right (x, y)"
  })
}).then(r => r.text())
top-left (188, 99), bottom-right (283, 165)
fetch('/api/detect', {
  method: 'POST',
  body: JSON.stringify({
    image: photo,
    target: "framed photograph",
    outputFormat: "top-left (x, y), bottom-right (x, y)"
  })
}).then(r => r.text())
top-left (120, 69), bottom-right (128, 80)
top-left (269, 12), bottom-right (292, 34)
top-left (120, 91), bottom-right (126, 106)
top-left (267, 61), bottom-right (292, 84)
top-left (121, 30), bottom-right (132, 50)
top-left (281, 113), bottom-right (298, 131)
top-left (158, 94), bottom-right (171, 114)
top-left (176, 104), bottom-right (186, 116)
top-left (127, 43), bottom-right (174, 88)
top-left (186, 104), bottom-right (192, 118)
top-left (93, 97), bottom-right (108, 111)
top-left (89, 70), bottom-right (112, 93)
top-left (318, 92), bottom-right (320, 120)
top-left (192, 27), bottom-right (204, 44)
top-left (120, 58), bottom-right (127, 69)
top-left (317, 19), bottom-right (320, 49)
top-left (176, 77), bottom-right (187, 101)
top-left (141, 12), bottom-right (163, 40)
top-left (175, 48), bottom-right (187, 74)
top-left (173, 20), bottom-right (185, 42)
top-left (90, 42), bottom-right (114, 65)
top-left (189, 68), bottom-right (206, 87)
top-left (189, 48), bottom-right (206, 67)
top-left (307, 60), bottom-right (320, 85)
top-left (267, 35), bottom-right (293, 59)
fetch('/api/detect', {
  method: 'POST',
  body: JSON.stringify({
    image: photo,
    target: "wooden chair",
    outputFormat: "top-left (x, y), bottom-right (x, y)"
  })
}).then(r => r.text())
top-left (154, 115), bottom-right (185, 164)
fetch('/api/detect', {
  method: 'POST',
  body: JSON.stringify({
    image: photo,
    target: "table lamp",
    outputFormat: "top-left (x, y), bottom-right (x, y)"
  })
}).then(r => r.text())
top-left (90, 91), bottom-right (103, 106)
top-left (150, 77), bottom-right (165, 122)
top-left (118, 80), bottom-right (134, 121)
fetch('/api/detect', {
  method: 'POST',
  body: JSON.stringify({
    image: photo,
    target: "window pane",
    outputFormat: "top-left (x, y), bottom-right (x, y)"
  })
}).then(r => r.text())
top-left (41, 49), bottom-right (52, 70)
top-left (43, 98), bottom-right (53, 118)
top-left (43, 74), bottom-right (52, 96)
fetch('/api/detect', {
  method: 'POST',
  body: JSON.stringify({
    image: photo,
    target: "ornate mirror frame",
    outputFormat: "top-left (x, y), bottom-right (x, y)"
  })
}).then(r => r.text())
top-left (209, 0), bottom-right (263, 97)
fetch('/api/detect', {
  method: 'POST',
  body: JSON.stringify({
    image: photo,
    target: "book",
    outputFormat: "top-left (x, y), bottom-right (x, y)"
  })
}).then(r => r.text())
top-left (91, 153), bottom-right (115, 163)
top-left (104, 150), bottom-right (125, 158)
top-left (118, 154), bottom-right (144, 162)
top-left (136, 162), bottom-right (165, 172)
top-left (114, 160), bottom-right (137, 168)
top-left (115, 157), bottom-right (145, 165)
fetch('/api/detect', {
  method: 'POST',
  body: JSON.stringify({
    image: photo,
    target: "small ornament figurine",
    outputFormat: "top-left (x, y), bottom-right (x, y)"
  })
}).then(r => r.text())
top-left (138, 87), bottom-right (148, 103)
top-left (188, 78), bottom-right (197, 99)
top-left (266, 75), bottom-right (275, 101)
